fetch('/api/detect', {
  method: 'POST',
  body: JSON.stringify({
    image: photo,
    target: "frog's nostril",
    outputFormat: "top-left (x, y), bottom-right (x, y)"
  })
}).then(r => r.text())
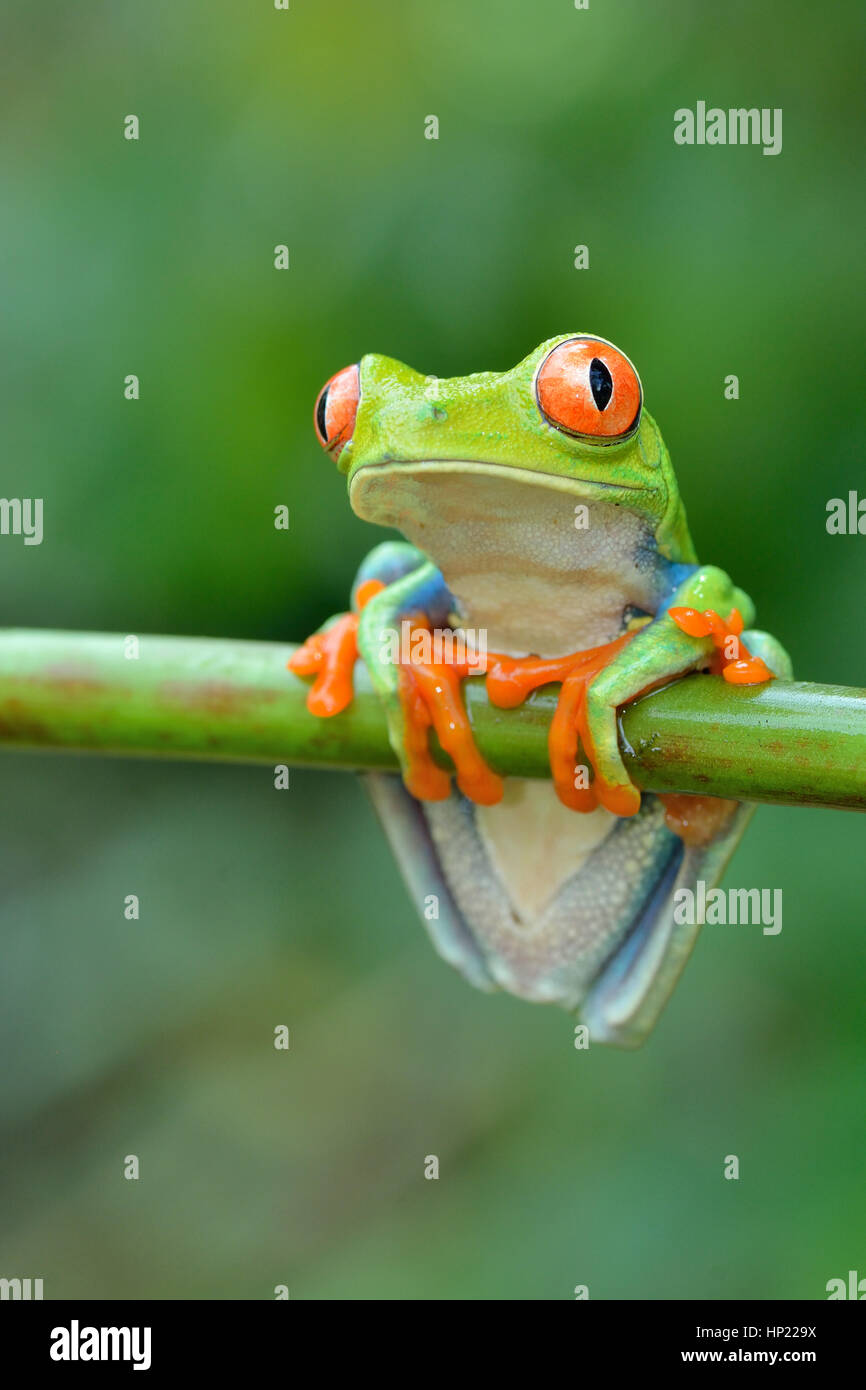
top-left (314, 364), bottom-right (360, 460)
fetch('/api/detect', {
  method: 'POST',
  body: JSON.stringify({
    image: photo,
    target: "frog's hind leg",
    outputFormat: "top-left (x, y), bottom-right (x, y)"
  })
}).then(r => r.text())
top-left (580, 628), bottom-right (792, 1046)
top-left (579, 798), bottom-right (754, 1047)
top-left (367, 771), bottom-right (746, 1046)
top-left (365, 772), bottom-right (497, 993)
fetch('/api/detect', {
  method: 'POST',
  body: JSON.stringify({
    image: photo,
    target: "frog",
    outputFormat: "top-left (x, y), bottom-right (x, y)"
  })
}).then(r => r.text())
top-left (290, 334), bottom-right (792, 1047)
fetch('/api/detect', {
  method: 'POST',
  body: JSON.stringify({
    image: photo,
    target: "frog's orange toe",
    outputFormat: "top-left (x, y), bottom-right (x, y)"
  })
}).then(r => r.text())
top-left (399, 631), bottom-right (504, 806)
top-left (456, 765), bottom-right (504, 805)
top-left (398, 673), bottom-right (453, 801)
top-left (289, 612), bottom-right (360, 717)
top-left (405, 763), bottom-right (453, 801)
top-left (659, 793), bottom-right (739, 845)
top-left (486, 632), bottom-right (641, 816)
top-left (289, 580), bottom-right (385, 718)
top-left (722, 655), bottom-right (774, 685)
top-left (593, 779), bottom-right (642, 818)
top-left (484, 657), bottom-right (535, 709)
top-left (547, 672), bottom-right (598, 811)
top-left (668, 605), bottom-right (775, 687)
top-left (667, 605), bottom-right (714, 639)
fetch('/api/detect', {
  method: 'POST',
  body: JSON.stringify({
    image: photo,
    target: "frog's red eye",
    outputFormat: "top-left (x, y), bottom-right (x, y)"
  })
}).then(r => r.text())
top-left (535, 337), bottom-right (642, 442)
top-left (314, 364), bottom-right (360, 459)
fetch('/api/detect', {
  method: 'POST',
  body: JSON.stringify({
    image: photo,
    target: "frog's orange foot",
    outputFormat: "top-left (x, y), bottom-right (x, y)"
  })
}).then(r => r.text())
top-left (288, 579), bottom-right (384, 717)
top-left (486, 632), bottom-right (639, 815)
top-left (668, 606), bottom-right (774, 685)
top-left (398, 619), bottom-right (503, 806)
top-left (658, 793), bottom-right (740, 846)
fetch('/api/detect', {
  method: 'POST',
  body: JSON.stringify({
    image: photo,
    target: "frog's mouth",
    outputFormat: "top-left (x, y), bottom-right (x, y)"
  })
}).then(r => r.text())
top-left (350, 458), bottom-right (644, 528)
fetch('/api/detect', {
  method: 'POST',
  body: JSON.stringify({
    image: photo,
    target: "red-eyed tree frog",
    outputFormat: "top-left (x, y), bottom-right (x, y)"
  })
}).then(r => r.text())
top-left (291, 335), bottom-right (792, 1047)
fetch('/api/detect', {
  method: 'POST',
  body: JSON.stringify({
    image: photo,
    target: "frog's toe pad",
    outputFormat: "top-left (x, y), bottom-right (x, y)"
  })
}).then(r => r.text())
top-left (288, 612), bottom-right (359, 716)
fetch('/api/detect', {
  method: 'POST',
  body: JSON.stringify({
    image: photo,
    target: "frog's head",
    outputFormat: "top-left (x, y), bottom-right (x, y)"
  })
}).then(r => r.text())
top-left (312, 334), bottom-right (695, 563)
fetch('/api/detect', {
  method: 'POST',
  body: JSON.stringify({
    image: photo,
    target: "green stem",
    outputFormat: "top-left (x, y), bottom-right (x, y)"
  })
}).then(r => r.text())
top-left (0, 629), bottom-right (863, 811)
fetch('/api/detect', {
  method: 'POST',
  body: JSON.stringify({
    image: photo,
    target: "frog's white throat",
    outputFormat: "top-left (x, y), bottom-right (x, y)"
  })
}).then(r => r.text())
top-left (350, 461), bottom-right (666, 657)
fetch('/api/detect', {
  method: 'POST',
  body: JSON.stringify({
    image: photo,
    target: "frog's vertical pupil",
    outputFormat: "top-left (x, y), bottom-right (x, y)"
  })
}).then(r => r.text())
top-left (316, 387), bottom-right (329, 441)
top-left (589, 358), bottom-right (613, 411)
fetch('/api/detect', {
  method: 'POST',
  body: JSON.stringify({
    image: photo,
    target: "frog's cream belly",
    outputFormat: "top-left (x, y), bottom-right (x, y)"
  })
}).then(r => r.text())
top-left (351, 461), bottom-right (666, 656)
top-left (474, 780), bottom-right (616, 921)
top-left (440, 512), bottom-right (650, 654)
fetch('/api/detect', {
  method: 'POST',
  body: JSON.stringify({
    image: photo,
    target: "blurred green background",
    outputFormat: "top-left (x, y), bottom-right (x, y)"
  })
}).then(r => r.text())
top-left (1, 0), bottom-right (864, 1300)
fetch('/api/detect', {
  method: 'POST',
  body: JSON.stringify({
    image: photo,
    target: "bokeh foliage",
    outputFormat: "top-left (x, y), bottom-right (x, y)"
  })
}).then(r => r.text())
top-left (0, 0), bottom-right (863, 1298)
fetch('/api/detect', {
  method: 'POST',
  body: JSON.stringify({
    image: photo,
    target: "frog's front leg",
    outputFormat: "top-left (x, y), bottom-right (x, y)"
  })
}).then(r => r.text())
top-left (289, 541), bottom-right (426, 715)
top-left (357, 560), bottom-right (504, 805)
top-left (583, 565), bottom-right (780, 817)
top-left (292, 541), bottom-right (502, 805)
